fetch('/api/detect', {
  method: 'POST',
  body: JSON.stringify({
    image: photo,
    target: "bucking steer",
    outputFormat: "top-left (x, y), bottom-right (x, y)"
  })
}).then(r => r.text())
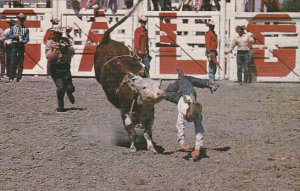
top-left (94, 0), bottom-right (165, 153)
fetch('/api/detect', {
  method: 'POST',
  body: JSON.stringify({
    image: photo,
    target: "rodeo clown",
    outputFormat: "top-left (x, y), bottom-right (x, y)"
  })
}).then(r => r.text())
top-left (45, 27), bottom-right (75, 112)
top-left (164, 68), bottom-right (219, 159)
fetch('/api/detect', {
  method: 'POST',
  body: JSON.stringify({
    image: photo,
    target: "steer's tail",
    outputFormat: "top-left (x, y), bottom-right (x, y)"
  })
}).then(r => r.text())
top-left (101, 0), bottom-right (143, 44)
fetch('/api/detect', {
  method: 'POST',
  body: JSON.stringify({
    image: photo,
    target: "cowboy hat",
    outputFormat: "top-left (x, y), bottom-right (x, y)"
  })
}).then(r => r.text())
top-left (17, 13), bottom-right (26, 20)
top-left (206, 20), bottom-right (215, 26)
top-left (66, 26), bottom-right (73, 32)
top-left (50, 18), bottom-right (60, 25)
top-left (138, 15), bottom-right (148, 23)
top-left (235, 25), bottom-right (245, 31)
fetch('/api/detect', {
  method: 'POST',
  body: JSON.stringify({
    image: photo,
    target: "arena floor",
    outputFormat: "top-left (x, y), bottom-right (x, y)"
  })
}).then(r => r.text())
top-left (0, 76), bottom-right (299, 191)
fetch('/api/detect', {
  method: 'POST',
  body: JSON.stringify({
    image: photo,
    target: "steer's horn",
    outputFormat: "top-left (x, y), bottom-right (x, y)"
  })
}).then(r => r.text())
top-left (158, 78), bottom-right (162, 88)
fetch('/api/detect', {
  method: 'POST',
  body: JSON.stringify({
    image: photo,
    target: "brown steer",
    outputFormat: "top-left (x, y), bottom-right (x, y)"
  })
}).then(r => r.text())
top-left (94, 1), bottom-right (165, 153)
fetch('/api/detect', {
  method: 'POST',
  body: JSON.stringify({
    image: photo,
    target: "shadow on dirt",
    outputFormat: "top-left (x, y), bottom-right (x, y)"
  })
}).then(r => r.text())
top-left (210, 146), bottom-right (231, 152)
top-left (182, 148), bottom-right (209, 162)
top-left (112, 132), bottom-right (166, 153)
top-left (182, 146), bottom-right (231, 162)
top-left (65, 107), bottom-right (86, 111)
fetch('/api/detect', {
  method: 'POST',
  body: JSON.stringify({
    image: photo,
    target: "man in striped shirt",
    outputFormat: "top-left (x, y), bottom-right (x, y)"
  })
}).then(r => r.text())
top-left (8, 13), bottom-right (29, 82)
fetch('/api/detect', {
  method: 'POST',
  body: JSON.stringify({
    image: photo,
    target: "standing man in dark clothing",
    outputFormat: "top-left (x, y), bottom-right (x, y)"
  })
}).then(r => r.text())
top-left (8, 13), bottom-right (29, 82)
top-left (45, 28), bottom-right (75, 112)
top-left (0, 28), bottom-right (5, 78)
top-left (3, 20), bottom-right (15, 80)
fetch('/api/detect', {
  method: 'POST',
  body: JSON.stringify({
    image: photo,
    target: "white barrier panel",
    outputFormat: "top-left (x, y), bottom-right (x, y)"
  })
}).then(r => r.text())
top-left (1, 8), bottom-right (299, 82)
top-left (227, 13), bottom-right (300, 82)
top-left (0, 9), bottom-right (54, 75)
top-left (61, 10), bottom-right (135, 77)
top-left (0, 9), bottom-right (134, 77)
top-left (147, 11), bottom-right (221, 79)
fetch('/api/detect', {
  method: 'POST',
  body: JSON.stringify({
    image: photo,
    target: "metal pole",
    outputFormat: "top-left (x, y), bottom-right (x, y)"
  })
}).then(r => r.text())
top-left (219, 0), bottom-right (226, 80)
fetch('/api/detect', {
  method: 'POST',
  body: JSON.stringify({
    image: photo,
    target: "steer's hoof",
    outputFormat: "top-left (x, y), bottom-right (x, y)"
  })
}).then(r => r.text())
top-left (129, 146), bottom-right (137, 153)
top-left (148, 146), bottom-right (158, 154)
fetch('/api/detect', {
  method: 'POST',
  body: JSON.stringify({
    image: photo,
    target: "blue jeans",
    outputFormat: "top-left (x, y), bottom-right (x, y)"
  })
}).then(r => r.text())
top-left (237, 50), bottom-right (249, 83)
top-left (9, 43), bottom-right (25, 80)
top-left (206, 50), bottom-right (218, 82)
top-left (0, 41), bottom-right (5, 75)
top-left (165, 76), bottom-right (208, 104)
top-left (141, 54), bottom-right (151, 72)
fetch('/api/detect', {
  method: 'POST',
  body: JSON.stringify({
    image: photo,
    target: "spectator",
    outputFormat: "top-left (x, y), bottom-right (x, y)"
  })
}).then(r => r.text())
top-left (134, 16), bottom-right (151, 74)
top-left (0, 28), bottom-right (5, 78)
top-left (194, 0), bottom-right (203, 12)
top-left (13, 1), bottom-right (23, 8)
top-left (72, 0), bottom-right (82, 20)
top-left (201, 0), bottom-right (220, 11)
top-left (125, 0), bottom-right (133, 8)
top-left (150, 0), bottom-right (160, 11)
top-left (45, 28), bottom-right (76, 112)
top-left (202, 0), bottom-right (212, 10)
top-left (164, 68), bottom-right (219, 159)
top-left (159, 0), bottom-right (172, 10)
top-left (107, 0), bottom-right (118, 14)
top-left (3, 20), bottom-right (15, 81)
top-left (260, 0), bottom-right (282, 12)
top-left (176, 0), bottom-right (194, 11)
top-left (46, 0), bottom-right (51, 8)
top-left (245, 0), bottom-right (250, 12)
top-left (225, 25), bottom-right (254, 86)
top-left (86, 0), bottom-right (105, 10)
top-left (214, 0), bottom-right (220, 11)
top-left (87, 0), bottom-right (110, 18)
top-left (8, 13), bottom-right (29, 82)
top-left (205, 20), bottom-right (218, 82)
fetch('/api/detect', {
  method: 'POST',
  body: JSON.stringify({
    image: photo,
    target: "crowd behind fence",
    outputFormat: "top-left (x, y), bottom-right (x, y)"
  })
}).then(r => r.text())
top-left (1, 0), bottom-right (298, 13)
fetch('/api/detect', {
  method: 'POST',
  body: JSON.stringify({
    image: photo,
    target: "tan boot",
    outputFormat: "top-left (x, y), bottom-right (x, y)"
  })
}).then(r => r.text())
top-left (179, 144), bottom-right (190, 151)
top-left (191, 149), bottom-right (200, 158)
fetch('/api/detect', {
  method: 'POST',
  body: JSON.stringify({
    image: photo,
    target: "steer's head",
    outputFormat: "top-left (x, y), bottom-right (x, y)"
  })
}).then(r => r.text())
top-left (126, 73), bottom-right (165, 105)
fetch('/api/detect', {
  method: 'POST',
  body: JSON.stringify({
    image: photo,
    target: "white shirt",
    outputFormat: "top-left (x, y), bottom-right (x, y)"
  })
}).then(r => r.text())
top-left (228, 33), bottom-right (254, 52)
top-left (3, 28), bottom-right (12, 44)
top-left (176, 95), bottom-right (204, 150)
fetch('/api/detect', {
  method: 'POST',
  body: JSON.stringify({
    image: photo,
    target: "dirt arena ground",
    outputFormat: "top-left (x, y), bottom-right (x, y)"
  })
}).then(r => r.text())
top-left (0, 76), bottom-right (299, 191)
